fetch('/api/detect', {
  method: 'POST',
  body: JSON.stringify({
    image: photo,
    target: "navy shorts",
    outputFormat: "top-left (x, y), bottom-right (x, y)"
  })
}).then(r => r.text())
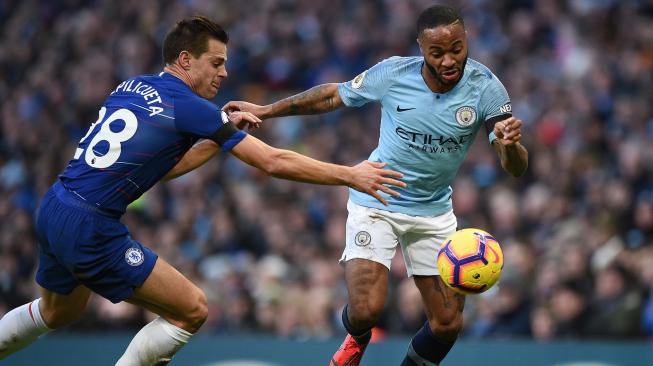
top-left (35, 181), bottom-right (158, 303)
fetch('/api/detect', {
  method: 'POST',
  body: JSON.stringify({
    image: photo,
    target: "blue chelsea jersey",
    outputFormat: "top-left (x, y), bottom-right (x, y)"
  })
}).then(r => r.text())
top-left (338, 57), bottom-right (512, 216)
top-left (59, 72), bottom-right (246, 216)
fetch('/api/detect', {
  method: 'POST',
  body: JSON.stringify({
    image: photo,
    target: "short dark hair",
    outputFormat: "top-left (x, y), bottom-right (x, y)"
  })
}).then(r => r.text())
top-left (417, 5), bottom-right (464, 35)
top-left (162, 16), bottom-right (229, 65)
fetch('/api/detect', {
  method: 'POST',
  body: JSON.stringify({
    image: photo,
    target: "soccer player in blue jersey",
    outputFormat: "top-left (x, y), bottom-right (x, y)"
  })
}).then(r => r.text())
top-left (224, 5), bottom-right (528, 366)
top-left (0, 16), bottom-right (407, 365)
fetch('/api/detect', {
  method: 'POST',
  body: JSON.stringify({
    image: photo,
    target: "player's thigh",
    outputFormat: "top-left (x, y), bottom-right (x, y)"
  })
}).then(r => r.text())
top-left (342, 201), bottom-right (398, 315)
top-left (413, 275), bottom-right (464, 338)
top-left (127, 257), bottom-right (206, 327)
top-left (39, 285), bottom-right (91, 328)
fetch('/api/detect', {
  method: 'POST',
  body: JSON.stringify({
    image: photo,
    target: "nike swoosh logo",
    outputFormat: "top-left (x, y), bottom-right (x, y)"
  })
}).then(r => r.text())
top-left (396, 106), bottom-right (416, 112)
top-left (343, 354), bottom-right (359, 366)
top-left (331, 352), bottom-right (360, 366)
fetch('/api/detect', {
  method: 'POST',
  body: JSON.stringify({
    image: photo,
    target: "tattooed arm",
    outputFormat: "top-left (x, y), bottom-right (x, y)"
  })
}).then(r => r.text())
top-left (223, 83), bottom-right (344, 120)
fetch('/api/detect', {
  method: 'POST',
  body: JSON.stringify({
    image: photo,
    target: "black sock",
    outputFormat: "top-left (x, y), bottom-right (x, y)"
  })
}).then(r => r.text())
top-left (400, 321), bottom-right (456, 366)
top-left (341, 304), bottom-right (372, 345)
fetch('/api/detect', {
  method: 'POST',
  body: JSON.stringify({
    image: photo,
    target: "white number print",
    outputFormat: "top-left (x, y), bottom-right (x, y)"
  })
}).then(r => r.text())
top-left (74, 107), bottom-right (106, 160)
top-left (74, 108), bottom-right (138, 168)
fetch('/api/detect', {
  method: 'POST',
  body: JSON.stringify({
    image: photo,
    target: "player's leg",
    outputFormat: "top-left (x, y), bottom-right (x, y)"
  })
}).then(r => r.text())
top-left (398, 210), bottom-right (460, 366)
top-left (1, 185), bottom-right (92, 360)
top-left (400, 276), bottom-right (464, 366)
top-left (331, 259), bottom-right (389, 366)
top-left (114, 257), bottom-right (208, 366)
top-left (331, 201), bottom-right (398, 366)
top-left (0, 285), bottom-right (91, 359)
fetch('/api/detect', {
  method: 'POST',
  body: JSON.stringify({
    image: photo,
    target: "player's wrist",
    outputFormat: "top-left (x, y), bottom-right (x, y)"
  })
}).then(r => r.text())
top-left (504, 141), bottom-right (520, 149)
top-left (261, 104), bottom-right (277, 119)
top-left (343, 166), bottom-right (355, 188)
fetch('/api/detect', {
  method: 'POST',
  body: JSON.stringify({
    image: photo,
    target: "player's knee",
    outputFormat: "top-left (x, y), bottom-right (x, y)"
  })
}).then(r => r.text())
top-left (40, 306), bottom-right (84, 329)
top-left (428, 313), bottom-right (463, 341)
top-left (180, 290), bottom-right (208, 333)
top-left (348, 299), bottom-right (384, 328)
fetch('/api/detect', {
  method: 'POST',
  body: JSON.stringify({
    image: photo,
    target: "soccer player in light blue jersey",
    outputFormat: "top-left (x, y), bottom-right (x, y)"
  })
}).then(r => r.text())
top-left (224, 5), bottom-right (528, 366)
top-left (0, 16), bottom-right (406, 365)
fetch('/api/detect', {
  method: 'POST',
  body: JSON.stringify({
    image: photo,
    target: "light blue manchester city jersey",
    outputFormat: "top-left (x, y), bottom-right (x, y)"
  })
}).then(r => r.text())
top-left (338, 57), bottom-right (512, 216)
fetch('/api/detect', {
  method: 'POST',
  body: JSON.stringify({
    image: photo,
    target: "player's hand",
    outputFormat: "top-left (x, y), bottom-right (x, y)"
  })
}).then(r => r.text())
top-left (227, 111), bottom-right (262, 130)
top-left (493, 116), bottom-right (523, 146)
top-left (223, 101), bottom-right (268, 120)
top-left (349, 161), bottom-right (406, 206)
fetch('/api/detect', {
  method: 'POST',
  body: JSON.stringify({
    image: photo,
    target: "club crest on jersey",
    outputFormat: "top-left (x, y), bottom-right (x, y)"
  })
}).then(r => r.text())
top-left (125, 247), bottom-right (145, 266)
top-left (455, 106), bottom-right (477, 127)
top-left (354, 231), bottom-right (372, 246)
top-left (352, 71), bottom-right (367, 89)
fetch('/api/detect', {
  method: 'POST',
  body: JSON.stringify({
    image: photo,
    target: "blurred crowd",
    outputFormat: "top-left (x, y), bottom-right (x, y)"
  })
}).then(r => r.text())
top-left (1, 0), bottom-right (652, 341)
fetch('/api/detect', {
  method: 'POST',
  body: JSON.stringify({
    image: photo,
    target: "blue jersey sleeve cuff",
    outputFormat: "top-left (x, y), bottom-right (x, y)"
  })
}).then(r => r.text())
top-left (488, 131), bottom-right (497, 144)
top-left (220, 130), bottom-right (247, 152)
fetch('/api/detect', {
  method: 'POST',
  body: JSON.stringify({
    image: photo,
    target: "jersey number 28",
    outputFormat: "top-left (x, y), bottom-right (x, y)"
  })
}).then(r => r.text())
top-left (74, 107), bottom-right (138, 168)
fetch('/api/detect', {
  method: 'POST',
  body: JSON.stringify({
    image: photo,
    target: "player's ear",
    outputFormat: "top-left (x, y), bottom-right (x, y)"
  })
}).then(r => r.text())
top-left (178, 51), bottom-right (192, 70)
top-left (416, 37), bottom-right (423, 54)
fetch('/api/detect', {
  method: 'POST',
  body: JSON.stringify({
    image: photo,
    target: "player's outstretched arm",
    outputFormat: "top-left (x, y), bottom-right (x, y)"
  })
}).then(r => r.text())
top-left (230, 135), bottom-right (405, 205)
top-left (161, 111), bottom-right (262, 181)
top-left (161, 139), bottom-right (219, 182)
top-left (223, 83), bottom-right (344, 121)
top-left (492, 116), bottom-right (529, 177)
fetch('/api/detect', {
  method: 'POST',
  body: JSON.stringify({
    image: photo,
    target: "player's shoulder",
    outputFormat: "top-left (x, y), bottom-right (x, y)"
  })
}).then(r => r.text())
top-left (373, 55), bottom-right (422, 75)
top-left (465, 59), bottom-right (503, 85)
top-left (463, 58), bottom-right (507, 96)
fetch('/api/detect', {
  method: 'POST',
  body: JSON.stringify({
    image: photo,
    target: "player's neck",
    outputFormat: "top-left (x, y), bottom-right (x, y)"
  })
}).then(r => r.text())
top-left (163, 64), bottom-right (199, 94)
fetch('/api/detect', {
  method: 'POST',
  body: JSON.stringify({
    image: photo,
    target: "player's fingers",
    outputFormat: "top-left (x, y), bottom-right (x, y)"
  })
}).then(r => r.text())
top-left (506, 129), bottom-right (521, 140)
top-left (222, 102), bottom-right (240, 112)
top-left (493, 127), bottom-right (504, 139)
top-left (378, 185), bottom-right (401, 197)
top-left (233, 112), bottom-right (262, 127)
top-left (501, 134), bottom-right (521, 145)
top-left (368, 161), bottom-right (387, 168)
top-left (380, 177), bottom-right (406, 188)
top-left (244, 112), bottom-right (262, 123)
top-left (368, 189), bottom-right (388, 206)
top-left (379, 169), bottom-right (404, 179)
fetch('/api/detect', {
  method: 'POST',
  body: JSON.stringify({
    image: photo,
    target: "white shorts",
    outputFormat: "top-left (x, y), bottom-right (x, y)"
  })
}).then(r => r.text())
top-left (341, 200), bottom-right (457, 276)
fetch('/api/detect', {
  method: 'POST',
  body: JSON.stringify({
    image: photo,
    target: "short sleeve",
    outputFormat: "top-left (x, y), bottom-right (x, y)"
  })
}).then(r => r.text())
top-left (175, 95), bottom-right (245, 151)
top-left (175, 95), bottom-right (222, 137)
top-left (479, 77), bottom-right (512, 143)
top-left (338, 58), bottom-right (397, 107)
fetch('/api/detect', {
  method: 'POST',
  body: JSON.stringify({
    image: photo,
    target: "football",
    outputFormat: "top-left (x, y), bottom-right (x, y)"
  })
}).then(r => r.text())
top-left (437, 228), bottom-right (504, 295)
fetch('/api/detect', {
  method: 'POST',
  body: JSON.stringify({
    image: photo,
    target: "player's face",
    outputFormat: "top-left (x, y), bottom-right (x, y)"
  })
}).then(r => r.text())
top-left (188, 38), bottom-right (228, 99)
top-left (418, 22), bottom-right (468, 89)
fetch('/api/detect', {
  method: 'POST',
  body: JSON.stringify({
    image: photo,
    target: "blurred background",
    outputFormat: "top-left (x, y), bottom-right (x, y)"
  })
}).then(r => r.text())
top-left (1, 0), bottom-right (652, 360)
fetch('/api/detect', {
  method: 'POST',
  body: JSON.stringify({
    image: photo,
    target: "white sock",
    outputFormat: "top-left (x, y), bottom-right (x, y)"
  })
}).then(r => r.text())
top-left (115, 317), bottom-right (193, 366)
top-left (0, 298), bottom-right (51, 360)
